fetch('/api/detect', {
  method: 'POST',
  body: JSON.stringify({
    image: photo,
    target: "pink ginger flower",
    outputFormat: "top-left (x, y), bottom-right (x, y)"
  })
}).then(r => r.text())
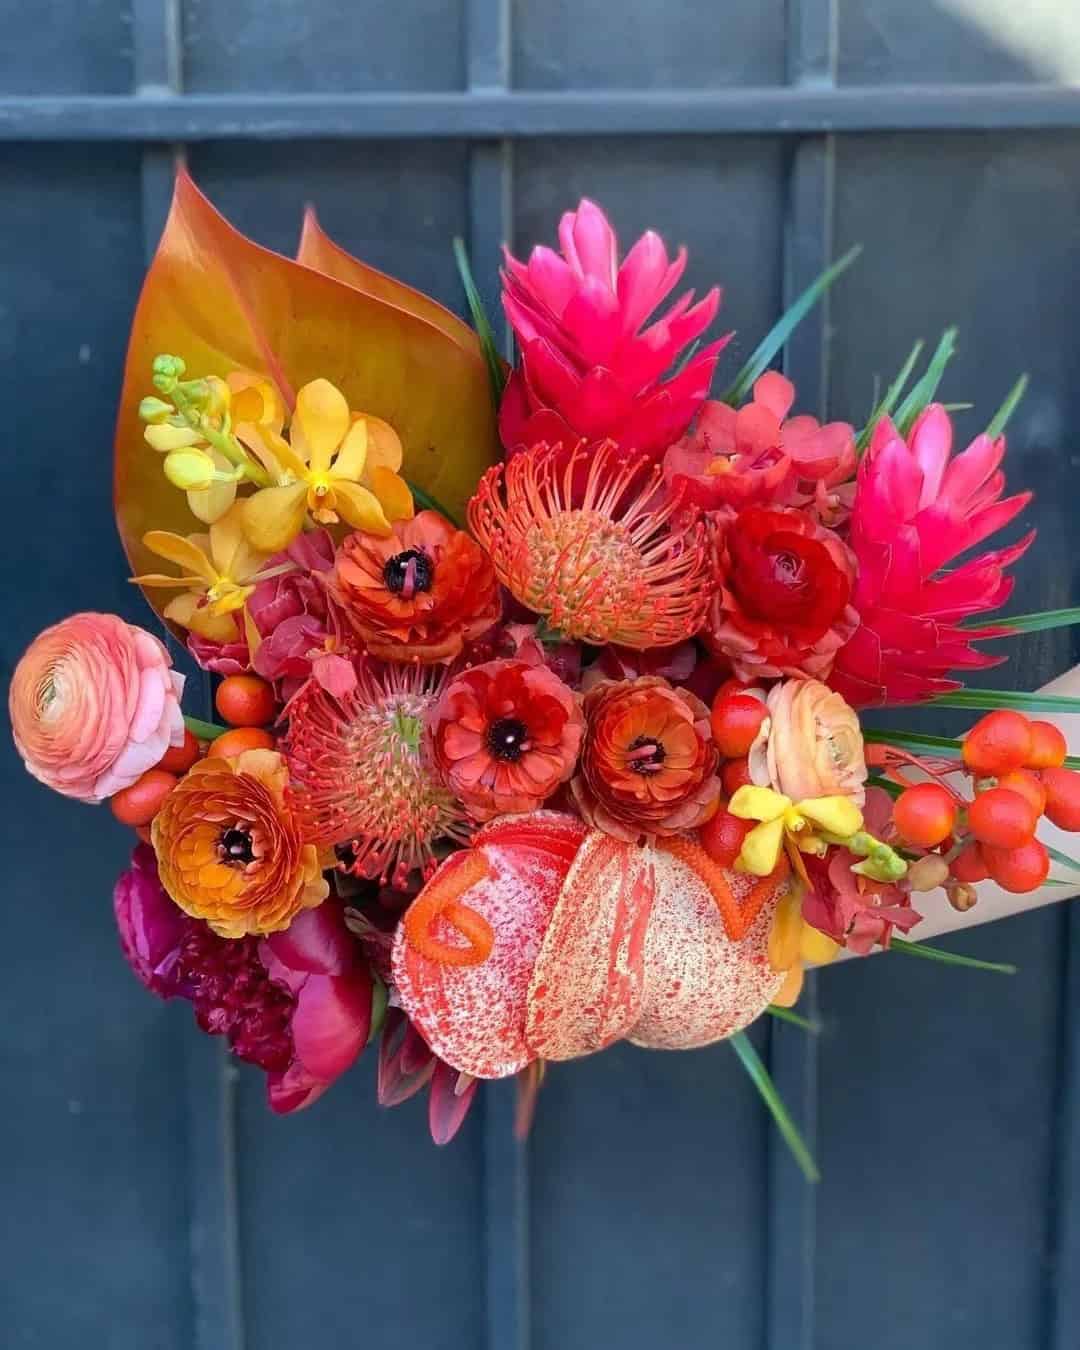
top-left (830, 405), bottom-right (1034, 708)
top-left (500, 199), bottom-right (728, 460)
top-left (377, 1009), bottom-right (480, 1146)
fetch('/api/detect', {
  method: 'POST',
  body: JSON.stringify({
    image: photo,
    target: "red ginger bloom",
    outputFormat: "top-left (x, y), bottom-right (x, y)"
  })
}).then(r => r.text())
top-left (707, 505), bottom-right (858, 681)
top-left (468, 441), bottom-right (713, 649)
top-left (571, 676), bottom-right (720, 842)
top-left (429, 652), bottom-right (584, 821)
top-left (664, 372), bottom-right (856, 516)
top-left (334, 511), bottom-right (500, 665)
top-left (830, 405), bottom-right (1034, 707)
top-left (500, 198), bottom-right (728, 460)
top-left (283, 657), bottom-right (470, 886)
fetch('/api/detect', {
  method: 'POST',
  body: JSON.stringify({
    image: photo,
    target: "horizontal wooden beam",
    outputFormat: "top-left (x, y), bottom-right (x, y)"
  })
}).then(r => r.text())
top-left (0, 84), bottom-right (1078, 141)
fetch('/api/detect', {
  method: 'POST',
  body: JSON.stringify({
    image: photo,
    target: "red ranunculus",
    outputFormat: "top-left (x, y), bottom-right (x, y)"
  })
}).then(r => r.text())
top-left (706, 505), bottom-right (858, 681)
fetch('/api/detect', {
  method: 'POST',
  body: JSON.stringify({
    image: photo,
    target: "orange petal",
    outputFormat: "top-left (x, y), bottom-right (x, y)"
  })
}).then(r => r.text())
top-left (369, 465), bottom-right (415, 523)
top-left (240, 481), bottom-right (309, 552)
top-left (117, 170), bottom-right (499, 626)
top-left (293, 377), bottom-right (350, 474)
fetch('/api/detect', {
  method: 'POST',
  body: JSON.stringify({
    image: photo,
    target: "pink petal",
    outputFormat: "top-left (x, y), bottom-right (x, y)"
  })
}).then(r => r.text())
top-left (291, 969), bottom-right (373, 1081)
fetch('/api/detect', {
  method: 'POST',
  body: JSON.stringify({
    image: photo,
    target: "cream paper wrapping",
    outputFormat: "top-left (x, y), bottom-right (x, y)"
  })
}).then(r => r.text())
top-left (840, 662), bottom-right (1080, 951)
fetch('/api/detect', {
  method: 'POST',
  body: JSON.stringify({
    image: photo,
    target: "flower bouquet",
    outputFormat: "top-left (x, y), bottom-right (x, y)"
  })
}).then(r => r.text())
top-left (11, 171), bottom-right (1080, 1174)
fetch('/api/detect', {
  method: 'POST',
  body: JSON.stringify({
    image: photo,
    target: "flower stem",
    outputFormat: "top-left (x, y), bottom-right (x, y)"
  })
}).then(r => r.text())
top-left (184, 714), bottom-right (227, 742)
top-left (765, 1005), bottom-right (819, 1033)
top-left (729, 1030), bottom-right (820, 1183)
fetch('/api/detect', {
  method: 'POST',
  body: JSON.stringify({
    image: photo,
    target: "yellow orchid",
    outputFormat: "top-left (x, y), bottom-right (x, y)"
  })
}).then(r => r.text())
top-left (728, 784), bottom-right (863, 878)
top-left (240, 378), bottom-right (414, 553)
top-left (767, 884), bottom-right (841, 1008)
top-left (131, 503), bottom-right (282, 643)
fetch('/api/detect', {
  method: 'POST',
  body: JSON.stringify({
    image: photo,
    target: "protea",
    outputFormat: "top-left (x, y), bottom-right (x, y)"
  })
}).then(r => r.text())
top-left (499, 199), bottom-right (728, 459)
top-left (830, 405), bottom-right (1034, 707)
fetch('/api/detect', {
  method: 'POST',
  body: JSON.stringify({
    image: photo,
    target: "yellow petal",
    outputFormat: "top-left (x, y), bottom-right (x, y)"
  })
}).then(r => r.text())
top-left (738, 817), bottom-right (786, 877)
top-left (209, 585), bottom-right (254, 617)
top-left (370, 465), bottom-right (414, 523)
top-left (768, 888), bottom-right (803, 972)
top-left (164, 448), bottom-right (216, 491)
top-left (209, 502), bottom-right (251, 577)
top-left (187, 449), bottom-right (238, 524)
top-left (243, 603), bottom-right (263, 661)
top-left (728, 785), bottom-right (791, 825)
top-left (142, 530), bottom-right (217, 583)
top-left (329, 418), bottom-right (368, 481)
top-left (799, 922), bottom-right (841, 966)
top-left (130, 572), bottom-right (206, 589)
top-left (359, 414), bottom-right (404, 474)
top-left (145, 424), bottom-right (203, 452)
top-left (293, 378), bottom-right (349, 474)
top-left (229, 372), bottom-right (285, 431)
top-left (330, 479), bottom-right (392, 536)
top-left (241, 481), bottom-right (309, 552)
top-left (797, 796), bottom-right (863, 839)
top-left (771, 964), bottom-right (805, 1008)
top-left (164, 592), bottom-right (239, 642)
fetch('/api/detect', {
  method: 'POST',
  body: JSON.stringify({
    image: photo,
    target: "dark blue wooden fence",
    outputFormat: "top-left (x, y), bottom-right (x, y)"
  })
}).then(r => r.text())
top-left (2, 2), bottom-right (1079, 1347)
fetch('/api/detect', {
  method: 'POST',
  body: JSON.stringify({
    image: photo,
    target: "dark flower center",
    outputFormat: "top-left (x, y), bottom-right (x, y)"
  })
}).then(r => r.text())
top-left (220, 827), bottom-right (255, 865)
top-left (487, 716), bottom-right (529, 762)
top-left (383, 548), bottom-right (434, 597)
top-left (626, 735), bottom-right (666, 774)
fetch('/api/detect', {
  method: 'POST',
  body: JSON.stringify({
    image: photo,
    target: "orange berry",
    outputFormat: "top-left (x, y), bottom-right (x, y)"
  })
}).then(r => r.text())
top-left (892, 782), bottom-right (957, 848)
top-left (110, 769), bottom-right (178, 827)
top-left (215, 674), bottom-right (277, 728)
top-left (982, 839), bottom-right (1050, 894)
top-left (700, 807), bottom-right (753, 867)
top-left (710, 694), bottom-right (768, 758)
top-left (721, 756), bottom-right (754, 796)
top-left (996, 769), bottom-right (1047, 818)
top-left (1040, 766), bottom-right (1080, 831)
top-left (208, 726), bottom-right (277, 759)
top-left (962, 710), bottom-right (1033, 777)
top-left (1026, 720), bottom-right (1067, 770)
top-left (950, 842), bottom-right (989, 884)
top-left (967, 786), bottom-right (1038, 849)
top-left (156, 727), bottom-right (201, 774)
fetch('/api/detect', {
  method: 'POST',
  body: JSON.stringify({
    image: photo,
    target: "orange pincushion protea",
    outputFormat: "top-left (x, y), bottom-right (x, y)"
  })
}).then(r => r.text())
top-left (467, 442), bottom-right (713, 649)
top-left (334, 510), bottom-right (499, 664)
top-left (151, 749), bottom-right (327, 938)
top-left (571, 676), bottom-right (721, 842)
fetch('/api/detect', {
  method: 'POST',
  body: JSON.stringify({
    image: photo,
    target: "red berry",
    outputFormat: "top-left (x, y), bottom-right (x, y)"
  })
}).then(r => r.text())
top-left (1040, 766), bottom-right (1080, 831)
top-left (1026, 720), bottom-right (1067, 770)
top-left (700, 807), bottom-right (753, 867)
top-left (962, 710), bottom-right (1033, 777)
top-left (208, 727), bottom-right (277, 759)
top-left (215, 674), bottom-right (277, 728)
top-left (721, 756), bottom-right (754, 796)
top-left (967, 786), bottom-right (1038, 849)
top-left (892, 782), bottom-right (957, 848)
top-left (710, 694), bottom-right (768, 759)
top-left (950, 842), bottom-right (989, 884)
top-left (982, 839), bottom-right (1050, 894)
top-left (157, 727), bottom-right (201, 774)
top-left (996, 769), bottom-right (1047, 818)
top-left (110, 769), bottom-right (177, 827)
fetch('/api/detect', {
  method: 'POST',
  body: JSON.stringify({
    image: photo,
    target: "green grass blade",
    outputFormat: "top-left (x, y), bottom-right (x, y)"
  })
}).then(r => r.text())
top-left (719, 244), bottom-right (861, 406)
top-left (893, 327), bottom-right (958, 434)
top-left (452, 237), bottom-right (507, 408)
top-left (985, 373), bottom-right (1029, 439)
top-left (866, 774), bottom-right (902, 799)
top-left (1046, 845), bottom-right (1080, 876)
top-left (766, 1005), bottom-right (819, 1033)
top-left (889, 937), bottom-right (1016, 975)
top-left (184, 715), bottom-right (226, 741)
top-left (964, 607), bottom-right (1080, 636)
top-left (730, 1031), bottom-right (820, 1182)
top-left (862, 727), bottom-right (963, 757)
top-left (856, 339), bottom-right (926, 452)
top-left (931, 688), bottom-right (1080, 716)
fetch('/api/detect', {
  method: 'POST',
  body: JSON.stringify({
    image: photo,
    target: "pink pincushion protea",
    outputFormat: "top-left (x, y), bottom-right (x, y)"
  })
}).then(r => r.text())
top-left (282, 656), bottom-right (471, 886)
top-left (830, 404), bottom-right (1034, 707)
top-left (500, 199), bottom-right (728, 459)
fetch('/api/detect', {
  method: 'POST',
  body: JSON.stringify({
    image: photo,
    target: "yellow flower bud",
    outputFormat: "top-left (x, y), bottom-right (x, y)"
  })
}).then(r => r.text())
top-left (146, 423), bottom-right (205, 452)
top-left (164, 448), bottom-right (217, 491)
top-left (138, 396), bottom-right (174, 424)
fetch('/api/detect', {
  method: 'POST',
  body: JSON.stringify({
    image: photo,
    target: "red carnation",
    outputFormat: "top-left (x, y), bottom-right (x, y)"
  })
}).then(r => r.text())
top-left (706, 505), bottom-right (858, 681)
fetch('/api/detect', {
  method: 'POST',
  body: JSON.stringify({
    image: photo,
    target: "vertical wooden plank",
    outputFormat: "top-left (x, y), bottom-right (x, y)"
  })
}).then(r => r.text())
top-left (466, 5), bottom-right (527, 1347)
top-left (766, 5), bottom-right (836, 1349)
top-left (1048, 903), bottom-right (1080, 1348)
top-left (132, 6), bottom-right (245, 1350)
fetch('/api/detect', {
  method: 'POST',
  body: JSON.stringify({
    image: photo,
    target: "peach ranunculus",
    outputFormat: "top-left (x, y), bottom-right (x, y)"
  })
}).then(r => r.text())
top-left (748, 677), bottom-right (867, 807)
top-left (152, 748), bottom-right (328, 938)
top-left (9, 612), bottom-right (186, 803)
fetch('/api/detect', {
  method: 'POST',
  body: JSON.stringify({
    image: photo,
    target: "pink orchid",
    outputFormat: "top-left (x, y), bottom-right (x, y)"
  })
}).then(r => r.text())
top-left (831, 404), bottom-right (1034, 707)
top-left (500, 199), bottom-right (728, 460)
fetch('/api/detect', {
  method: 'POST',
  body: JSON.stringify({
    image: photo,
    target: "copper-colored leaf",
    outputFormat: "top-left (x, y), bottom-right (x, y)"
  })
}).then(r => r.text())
top-left (115, 170), bottom-right (499, 620)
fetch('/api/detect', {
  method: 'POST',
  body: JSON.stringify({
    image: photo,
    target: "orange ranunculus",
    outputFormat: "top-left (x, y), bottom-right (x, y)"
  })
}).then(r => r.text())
top-left (9, 612), bottom-right (186, 803)
top-left (334, 510), bottom-right (500, 664)
top-left (151, 749), bottom-right (327, 938)
top-left (748, 678), bottom-right (867, 806)
top-left (571, 677), bottom-right (721, 842)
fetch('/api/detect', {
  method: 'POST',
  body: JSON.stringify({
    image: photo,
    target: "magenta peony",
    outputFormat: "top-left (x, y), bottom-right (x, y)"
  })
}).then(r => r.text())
top-left (113, 843), bottom-right (188, 998)
top-left (9, 612), bottom-right (185, 802)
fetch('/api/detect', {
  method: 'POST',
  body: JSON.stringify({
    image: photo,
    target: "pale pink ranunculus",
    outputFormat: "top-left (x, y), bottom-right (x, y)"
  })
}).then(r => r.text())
top-left (748, 677), bottom-right (867, 806)
top-left (9, 612), bottom-right (185, 803)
